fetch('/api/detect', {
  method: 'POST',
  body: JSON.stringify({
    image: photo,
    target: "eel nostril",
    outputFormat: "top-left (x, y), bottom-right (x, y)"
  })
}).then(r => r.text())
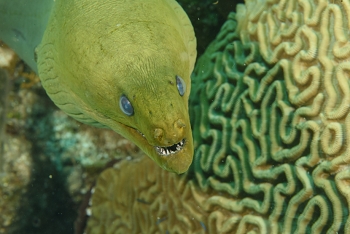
top-left (154, 128), bottom-right (163, 141)
top-left (175, 119), bottom-right (186, 129)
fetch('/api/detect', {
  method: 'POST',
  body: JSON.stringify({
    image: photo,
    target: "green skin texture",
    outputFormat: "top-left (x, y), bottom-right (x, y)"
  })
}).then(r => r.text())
top-left (0, 0), bottom-right (197, 174)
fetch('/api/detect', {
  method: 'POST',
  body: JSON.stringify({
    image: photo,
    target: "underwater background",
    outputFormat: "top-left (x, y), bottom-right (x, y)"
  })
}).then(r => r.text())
top-left (2, 0), bottom-right (350, 233)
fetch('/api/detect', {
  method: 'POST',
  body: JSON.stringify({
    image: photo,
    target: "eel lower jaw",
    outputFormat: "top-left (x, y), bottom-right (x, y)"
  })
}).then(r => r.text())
top-left (137, 130), bottom-right (185, 156)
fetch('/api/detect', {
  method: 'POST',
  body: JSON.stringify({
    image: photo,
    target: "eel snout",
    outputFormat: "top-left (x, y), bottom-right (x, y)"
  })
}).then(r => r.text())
top-left (151, 118), bottom-right (187, 156)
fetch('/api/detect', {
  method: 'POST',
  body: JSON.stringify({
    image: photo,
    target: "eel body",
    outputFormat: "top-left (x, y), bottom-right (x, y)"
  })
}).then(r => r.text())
top-left (0, 0), bottom-right (197, 174)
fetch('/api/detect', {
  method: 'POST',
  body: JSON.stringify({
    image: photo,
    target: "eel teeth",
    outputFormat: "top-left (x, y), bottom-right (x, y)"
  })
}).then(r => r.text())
top-left (137, 129), bottom-right (185, 156)
top-left (137, 130), bottom-right (145, 137)
top-left (155, 139), bottom-right (185, 156)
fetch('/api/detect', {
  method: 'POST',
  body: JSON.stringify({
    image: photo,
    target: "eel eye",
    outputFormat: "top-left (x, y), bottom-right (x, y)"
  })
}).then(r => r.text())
top-left (176, 75), bottom-right (186, 96)
top-left (119, 95), bottom-right (134, 116)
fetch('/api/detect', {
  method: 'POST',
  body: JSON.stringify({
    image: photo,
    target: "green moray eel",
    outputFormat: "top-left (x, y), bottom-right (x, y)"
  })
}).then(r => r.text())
top-left (0, 0), bottom-right (197, 174)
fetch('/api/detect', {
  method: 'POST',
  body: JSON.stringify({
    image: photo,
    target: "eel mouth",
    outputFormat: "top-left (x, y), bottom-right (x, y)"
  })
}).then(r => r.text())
top-left (137, 130), bottom-right (185, 156)
top-left (154, 139), bottom-right (185, 156)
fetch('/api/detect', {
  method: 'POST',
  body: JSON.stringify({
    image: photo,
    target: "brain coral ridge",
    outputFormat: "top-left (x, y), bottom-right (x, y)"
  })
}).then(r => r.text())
top-left (86, 0), bottom-right (350, 233)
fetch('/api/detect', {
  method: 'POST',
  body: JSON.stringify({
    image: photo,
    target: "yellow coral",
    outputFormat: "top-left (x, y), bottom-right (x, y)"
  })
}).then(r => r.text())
top-left (86, 156), bottom-right (209, 233)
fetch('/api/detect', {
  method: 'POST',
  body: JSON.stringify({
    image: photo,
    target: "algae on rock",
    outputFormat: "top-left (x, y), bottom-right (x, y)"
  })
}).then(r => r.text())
top-left (0, 68), bottom-right (9, 173)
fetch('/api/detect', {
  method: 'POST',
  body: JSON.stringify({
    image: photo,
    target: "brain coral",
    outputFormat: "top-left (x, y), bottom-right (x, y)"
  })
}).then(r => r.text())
top-left (86, 0), bottom-right (350, 233)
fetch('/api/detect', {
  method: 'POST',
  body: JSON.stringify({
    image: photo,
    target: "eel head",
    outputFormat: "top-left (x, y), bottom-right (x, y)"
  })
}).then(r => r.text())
top-left (36, 0), bottom-right (196, 174)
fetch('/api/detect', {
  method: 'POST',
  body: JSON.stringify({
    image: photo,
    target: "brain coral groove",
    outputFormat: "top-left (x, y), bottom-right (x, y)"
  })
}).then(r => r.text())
top-left (86, 0), bottom-right (350, 233)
